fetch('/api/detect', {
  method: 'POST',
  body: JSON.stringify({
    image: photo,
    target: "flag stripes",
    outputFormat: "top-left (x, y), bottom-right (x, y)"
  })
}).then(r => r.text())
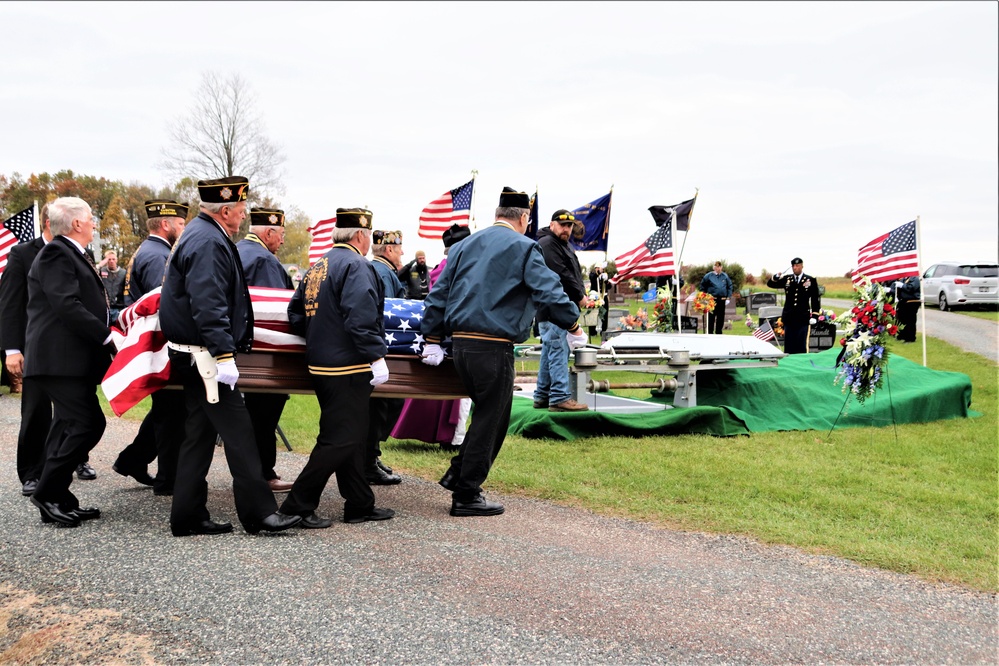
top-left (852, 220), bottom-right (919, 285)
top-left (419, 179), bottom-right (474, 239)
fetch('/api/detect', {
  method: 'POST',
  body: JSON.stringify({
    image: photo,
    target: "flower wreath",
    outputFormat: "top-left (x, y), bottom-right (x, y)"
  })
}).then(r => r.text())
top-left (691, 291), bottom-right (717, 315)
top-left (834, 277), bottom-right (899, 403)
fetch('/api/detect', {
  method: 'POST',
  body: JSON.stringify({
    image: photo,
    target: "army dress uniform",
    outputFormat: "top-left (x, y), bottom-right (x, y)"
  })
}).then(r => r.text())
top-left (159, 178), bottom-right (285, 535)
top-left (766, 258), bottom-right (821, 354)
top-left (279, 208), bottom-right (387, 522)
top-left (236, 208), bottom-right (294, 489)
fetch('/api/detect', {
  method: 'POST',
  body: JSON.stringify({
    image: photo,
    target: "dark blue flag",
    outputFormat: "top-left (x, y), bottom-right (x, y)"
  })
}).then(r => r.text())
top-left (526, 191), bottom-right (539, 241)
top-left (569, 191), bottom-right (611, 252)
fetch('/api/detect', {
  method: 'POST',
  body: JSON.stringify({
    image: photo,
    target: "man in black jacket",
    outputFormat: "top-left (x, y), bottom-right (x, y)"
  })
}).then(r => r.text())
top-left (533, 210), bottom-right (588, 412)
top-left (0, 204), bottom-right (55, 497)
top-left (766, 257), bottom-right (821, 354)
top-left (398, 250), bottom-right (429, 299)
top-left (23, 197), bottom-right (113, 527)
top-left (159, 177), bottom-right (300, 537)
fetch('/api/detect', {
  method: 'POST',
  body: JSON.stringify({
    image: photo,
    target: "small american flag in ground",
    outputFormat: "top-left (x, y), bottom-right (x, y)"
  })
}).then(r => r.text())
top-left (610, 223), bottom-right (674, 284)
top-left (418, 179), bottom-right (474, 239)
top-left (0, 206), bottom-right (36, 281)
top-left (852, 220), bottom-right (919, 285)
top-left (753, 319), bottom-right (776, 342)
top-left (307, 217), bottom-right (337, 267)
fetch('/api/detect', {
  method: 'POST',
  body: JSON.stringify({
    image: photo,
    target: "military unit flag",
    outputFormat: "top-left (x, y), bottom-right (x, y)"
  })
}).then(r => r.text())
top-left (525, 190), bottom-right (539, 241)
top-left (568, 191), bottom-right (612, 252)
top-left (418, 179), bottom-right (474, 239)
top-left (610, 222), bottom-right (674, 284)
top-left (0, 206), bottom-right (36, 281)
top-left (852, 220), bottom-right (919, 285)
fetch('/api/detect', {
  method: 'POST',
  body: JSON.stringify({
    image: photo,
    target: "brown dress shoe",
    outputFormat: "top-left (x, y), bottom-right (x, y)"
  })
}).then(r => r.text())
top-left (549, 399), bottom-right (589, 412)
top-left (267, 478), bottom-right (295, 492)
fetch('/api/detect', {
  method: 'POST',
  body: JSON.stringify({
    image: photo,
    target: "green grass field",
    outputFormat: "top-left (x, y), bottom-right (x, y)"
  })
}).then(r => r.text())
top-left (100, 284), bottom-right (997, 592)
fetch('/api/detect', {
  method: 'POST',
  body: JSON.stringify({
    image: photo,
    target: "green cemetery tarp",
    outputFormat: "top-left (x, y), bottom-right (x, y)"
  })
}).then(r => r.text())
top-left (508, 348), bottom-right (974, 440)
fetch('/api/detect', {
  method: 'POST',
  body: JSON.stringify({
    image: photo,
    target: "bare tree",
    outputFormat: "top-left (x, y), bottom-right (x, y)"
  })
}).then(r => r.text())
top-left (160, 71), bottom-right (285, 198)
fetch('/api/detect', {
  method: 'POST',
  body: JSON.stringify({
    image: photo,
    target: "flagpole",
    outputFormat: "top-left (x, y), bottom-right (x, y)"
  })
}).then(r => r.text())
top-left (33, 199), bottom-right (40, 238)
top-left (674, 189), bottom-right (698, 332)
top-left (468, 169), bottom-right (478, 230)
top-left (673, 204), bottom-right (682, 334)
top-left (915, 215), bottom-right (926, 367)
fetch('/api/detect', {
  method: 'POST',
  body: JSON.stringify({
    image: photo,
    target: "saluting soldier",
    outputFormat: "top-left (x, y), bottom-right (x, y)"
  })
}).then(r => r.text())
top-left (766, 256), bottom-right (821, 354)
top-left (159, 176), bottom-right (301, 537)
top-left (279, 207), bottom-right (395, 528)
top-left (113, 200), bottom-right (188, 496)
top-left (236, 207), bottom-right (296, 493)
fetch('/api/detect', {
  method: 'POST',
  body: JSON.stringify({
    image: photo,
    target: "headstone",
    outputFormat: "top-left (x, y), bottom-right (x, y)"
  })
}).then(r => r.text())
top-left (747, 292), bottom-right (777, 315)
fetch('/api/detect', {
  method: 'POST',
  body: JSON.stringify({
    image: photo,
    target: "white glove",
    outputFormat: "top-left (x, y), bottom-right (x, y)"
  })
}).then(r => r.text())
top-left (566, 328), bottom-right (588, 350)
top-left (809, 317), bottom-right (818, 325)
top-left (893, 281), bottom-right (903, 288)
top-left (370, 358), bottom-right (389, 386)
top-left (216, 360), bottom-right (239, 390)
top-left (421, 343), bottom-right (445, 366)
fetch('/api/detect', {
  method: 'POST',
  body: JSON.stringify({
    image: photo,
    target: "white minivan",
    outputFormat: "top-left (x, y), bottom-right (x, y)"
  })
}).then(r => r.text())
top-left (922, 262), bottom-right (998, 311)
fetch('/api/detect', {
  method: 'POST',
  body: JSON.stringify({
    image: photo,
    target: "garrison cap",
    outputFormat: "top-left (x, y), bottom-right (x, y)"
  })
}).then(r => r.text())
top-left (372, 229), bottom-right (403, 245)
top-left (336, 207), bottom-right (372, 229)
top-left (249, 207), bottom-right (285, 227)
top-left (197, 176), bottom-right (249, 204)
top-left (442, 223), bottom-right (471, 248)
top-left (498, 187), bottom-right (530, 209)
top-left (144, 200), bottom-right (189, 220)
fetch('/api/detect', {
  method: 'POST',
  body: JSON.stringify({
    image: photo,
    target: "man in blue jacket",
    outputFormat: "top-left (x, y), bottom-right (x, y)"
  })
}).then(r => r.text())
top-left (699, 261), bottom-right (734, 335)
top-left (422, 187), bottom-right (587, 517)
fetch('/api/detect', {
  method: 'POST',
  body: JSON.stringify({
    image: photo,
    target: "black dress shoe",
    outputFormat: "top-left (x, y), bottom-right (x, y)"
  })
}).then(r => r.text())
top-left (299, 512), bottom-right (333, 529)
top-left (21, 479), bottom-right (38, 496)
top-left (375, 458), bottom-right (394, 474)
top-left (112, 463), bottom-right (155, 486)
top-left (438, 469), bottom-right (458, 491)
top-left (30, 497), bottom-right (80, 527)
top-left (69, 506), bottom-right (101, 521)
top-left (153, 485), bottom-right (174, 496)
top-left (171, 519), bottom-right (234, 537)
top-left (366, 464), bottom-right (402, 485)
top-left (244, 511), bottom-right (302, 535)
top-left (76, 462), bottom-right (97, 480)
top-left (343, 506), bottom-right (395, 524)
top-left (450, 495), bottom-right (505, 517)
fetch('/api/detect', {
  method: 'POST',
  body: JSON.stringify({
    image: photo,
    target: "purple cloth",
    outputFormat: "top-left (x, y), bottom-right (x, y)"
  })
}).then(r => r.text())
top-left (390, 398), bottom-right (462, 444)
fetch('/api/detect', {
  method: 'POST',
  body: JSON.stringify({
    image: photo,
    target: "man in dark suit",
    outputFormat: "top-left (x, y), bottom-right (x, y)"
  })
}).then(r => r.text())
top-left (236, 207), bottom-right (296, 493)
top-left (1, 204), bottom-right (55, 497)
top-left (159, 177), bottom-right (300, 537)
top-left (766, 257), bottom-right (821, 354)
top-left (23, 197), bottom-right (114, 527)
top-left (111, 200), bottom-right (189, 495)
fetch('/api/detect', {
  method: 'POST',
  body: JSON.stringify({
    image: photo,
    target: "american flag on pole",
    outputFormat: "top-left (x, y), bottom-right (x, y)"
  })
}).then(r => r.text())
top-left (307, 216), bottom-right (337, 267)
top-left (753, 319), bottom-right (776, 342)
top-left (418, 179), bottom-right (474, 239)
top-left (852, 220), bottom-right (919, 285)
top-left (609, 223), bottom-right (674, 285)
top-left (0, 206), bottom-right (37, 281)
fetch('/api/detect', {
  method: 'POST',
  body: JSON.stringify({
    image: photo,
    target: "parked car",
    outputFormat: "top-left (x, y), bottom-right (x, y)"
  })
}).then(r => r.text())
top-left (922, 262), bottom-right (999, 311)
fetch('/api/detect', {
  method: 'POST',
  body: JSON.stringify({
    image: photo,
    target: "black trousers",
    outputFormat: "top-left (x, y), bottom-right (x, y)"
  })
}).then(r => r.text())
top-left (445, 338), bottom-right (514, 503)
top-left (280, 373), bottom-right (374, 517)
top-left (16, 376), bottom-right (53, 483)
top-left (707, 298), bottom-right (727, 335)
top-left (32, 376), bottom-right (105, 509)
top-left (897, 301), bottom-right (920, 342)
top-left (114, 388), bottom-right (185, 492)
top-left (244, 392), bottom-right (289, 480)
top-left (783, 315), bottom-right (810, 354)
top-left (366, 397), bottom-right (404, 466)
top-left (169, 351), bottom-right (276, 530)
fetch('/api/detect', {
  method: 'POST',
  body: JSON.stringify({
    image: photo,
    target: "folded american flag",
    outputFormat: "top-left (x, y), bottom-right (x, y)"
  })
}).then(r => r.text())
top-left (102, 287), bottom-right (439, 416)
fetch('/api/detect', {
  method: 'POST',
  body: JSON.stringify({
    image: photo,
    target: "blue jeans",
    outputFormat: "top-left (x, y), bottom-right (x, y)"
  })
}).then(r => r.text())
top-left (533, 321), bottom-right (571, 406)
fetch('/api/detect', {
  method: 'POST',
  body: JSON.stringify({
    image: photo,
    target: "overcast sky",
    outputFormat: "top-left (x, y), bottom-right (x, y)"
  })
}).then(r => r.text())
top-left (2, 1), bottom-right (996, 276)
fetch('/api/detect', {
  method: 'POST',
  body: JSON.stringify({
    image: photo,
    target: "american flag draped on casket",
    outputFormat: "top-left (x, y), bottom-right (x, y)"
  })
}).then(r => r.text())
top-left (101, 287), bottom-right (451, 416)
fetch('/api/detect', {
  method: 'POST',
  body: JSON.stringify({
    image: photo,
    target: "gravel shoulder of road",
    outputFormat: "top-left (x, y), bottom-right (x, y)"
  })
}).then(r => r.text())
top-left (1, 395), bottom-right (996, 664)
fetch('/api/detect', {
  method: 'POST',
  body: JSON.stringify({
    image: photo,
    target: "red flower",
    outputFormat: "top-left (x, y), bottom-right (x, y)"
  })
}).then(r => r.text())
top-left (887, 325), bottom-right (898, 336)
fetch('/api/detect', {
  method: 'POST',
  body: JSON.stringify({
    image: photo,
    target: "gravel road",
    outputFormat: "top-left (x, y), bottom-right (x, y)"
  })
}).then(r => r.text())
top-left (1, 395), bottom-right (995, 664)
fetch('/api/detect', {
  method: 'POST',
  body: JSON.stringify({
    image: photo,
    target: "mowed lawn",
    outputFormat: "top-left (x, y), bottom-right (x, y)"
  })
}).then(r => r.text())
top-left (105, 285), bottom-right (998, 592)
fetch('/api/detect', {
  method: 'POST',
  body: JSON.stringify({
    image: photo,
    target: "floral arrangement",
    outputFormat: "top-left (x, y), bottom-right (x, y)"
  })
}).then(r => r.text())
top-left (691, 291), bottom-right (716, 315)
top-left (834, 277), bottom-right (899, 404)
top-left (651, 287), bottom-right (674, 333)
top-left (620, 307), bottom-right (648, 331)
top-left (813, 308), bottom-right (838, 324)
top-left (580, 291), bottom-right (603, 312)
top-left (774, 318), bottom-right (784, 337)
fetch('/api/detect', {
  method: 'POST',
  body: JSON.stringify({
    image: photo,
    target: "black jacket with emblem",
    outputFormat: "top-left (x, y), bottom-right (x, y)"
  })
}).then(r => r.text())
top-left (24, 236), bottom-right (112, 382)
top-left (288, 243), bottom-right (387, 376)
top-left (159, 213), bottom-right (253, 359)
top-left (237, 233), bottom-right (293, 289)
top-left (123, 235), bottom-right (172, 306)
top-left (766, 272), bottom-right (821, 325)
